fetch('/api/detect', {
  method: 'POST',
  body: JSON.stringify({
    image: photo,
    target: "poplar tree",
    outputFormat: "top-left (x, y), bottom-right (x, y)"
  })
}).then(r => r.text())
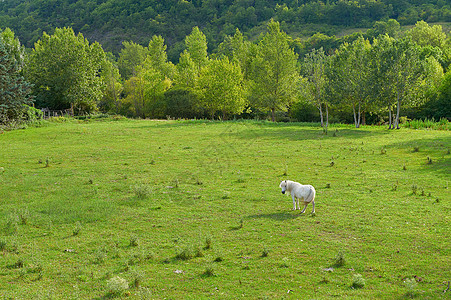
top-left (250, 20), bottom-right (299, 121)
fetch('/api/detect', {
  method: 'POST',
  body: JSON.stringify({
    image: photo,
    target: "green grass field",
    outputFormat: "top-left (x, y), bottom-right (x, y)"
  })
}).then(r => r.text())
top-left (0, 118), bottom-right (449, 299)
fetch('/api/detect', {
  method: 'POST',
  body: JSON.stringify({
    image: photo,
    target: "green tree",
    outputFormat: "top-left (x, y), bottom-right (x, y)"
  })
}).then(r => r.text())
top-left (250, 20), bottom-right (299, 121)
top-left (216, 28), bottom-right (255, 78)
top-left (124, 62), bottom-right (171, 119)
top-left (197, 57), bottom-right (247, 119)
top-left (370, 35), bottom-right (432, 129)
top-left (25, 27), bottom-right (105, 114)
top-left (147, 35), bottom-right (176, 79)
top-left (405, 21), bottom-right (450, 69)
top-left (302, 47), bottom-right (329, 129)
top-left (0, 36), bottom-right (33, 124)
top-left (0, 28), bottom-right (25, 70)
top-left (327, 37), bottom-right (371, 128)
top-left (99, 54), bottom-right (123, 114)
top-left (117, 41), bottom-right (148, 80)
top-left (183, 26), bottom-right (208, 74)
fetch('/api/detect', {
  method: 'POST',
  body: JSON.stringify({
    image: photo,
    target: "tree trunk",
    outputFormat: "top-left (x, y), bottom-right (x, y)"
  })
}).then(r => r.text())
top-left (395, 97), bottom-right (401, 129)
top-left (271, 108), bottom-right (275, 122)
top-left (326, 103), bottom-right (329, 127)
top-left (388, 105), bottom-right (392, 129)
top-left (318, 102), bottom-right (324, 127)
top-left (352, 103), bottom-right (357, 128)
top-left (357, 102), bottom-right (361, 128)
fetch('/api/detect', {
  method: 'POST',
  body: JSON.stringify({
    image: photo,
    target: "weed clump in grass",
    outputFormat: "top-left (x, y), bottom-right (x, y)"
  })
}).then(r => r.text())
top-left (129, 235), bottom-right (139, 247)
top-left (176, 247), bottom-right (194, 261)
top-left (261, 248), bottom-right (270, 258)
top-left (106, 276), bottom-right (129, 296)
top-left (351, 274), bottom-right (365, 289)
top-left (204, 237), bottom-right (212, 250)
top-left (4, 213), bottom-right (19, 235)
top-left (203, 267), bottom-right (215, 277)
top-left (214, 256), bottom-right (223, 262)
top-left (72, 221), bottom-right (82, 236)
top-left (133, 184), bottom-right (151, 199)
top-left (412, 184), bottom-right (420, 195)
top-left (333, 251), bottom-right (346, 267)
top-left (18, 208), bottom-right (30, 225)
top-left (131, 270), bottom-right (144, 288)
top-left (404, 278), bottom-right (418, 298)
top-left (0, 238), bottom-right (6, 251)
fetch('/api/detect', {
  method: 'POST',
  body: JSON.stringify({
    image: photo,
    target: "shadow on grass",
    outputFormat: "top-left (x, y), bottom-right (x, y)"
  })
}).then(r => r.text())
top-left (246, 211), bottom-right (305, 221)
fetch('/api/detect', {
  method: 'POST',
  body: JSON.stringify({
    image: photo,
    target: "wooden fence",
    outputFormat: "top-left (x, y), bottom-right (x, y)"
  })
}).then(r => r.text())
top-left (41, 108), bottom-right (73, 119)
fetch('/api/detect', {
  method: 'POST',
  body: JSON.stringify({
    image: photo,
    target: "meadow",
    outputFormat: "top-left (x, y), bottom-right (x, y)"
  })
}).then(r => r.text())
top-left (0, 118), bottom-right (449, 299)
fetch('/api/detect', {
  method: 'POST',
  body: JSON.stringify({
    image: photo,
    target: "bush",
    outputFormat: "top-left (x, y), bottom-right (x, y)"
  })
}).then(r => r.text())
top-left (164, 88), bottom-right (203, 119)
top-left (289, 101), bottom-right (319, 122)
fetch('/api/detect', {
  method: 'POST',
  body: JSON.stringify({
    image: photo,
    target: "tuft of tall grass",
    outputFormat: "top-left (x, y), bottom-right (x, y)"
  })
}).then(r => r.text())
top-left (351, 274), bottom-right (365, 289)
top-left (404, 118), bottom-right (449, 130)
top-left (106, 276), bottom-right (129, 295)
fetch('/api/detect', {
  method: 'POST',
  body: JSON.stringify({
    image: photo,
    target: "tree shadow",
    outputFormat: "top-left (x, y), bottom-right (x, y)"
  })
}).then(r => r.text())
top-left (246, 211), bottom-right (304, 221)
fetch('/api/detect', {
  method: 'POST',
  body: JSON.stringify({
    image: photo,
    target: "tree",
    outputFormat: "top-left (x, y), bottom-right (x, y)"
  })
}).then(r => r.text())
top-left (327, 37), bottom-right (371, 128)
top-left (183, 26), bottom-right (208, 74)
top-left (405, 21), bottom-right (450, 69)
top-left (0, 28), bottom-right (25, 70)
top-left (25, 27), bottom-right (105, 114)
top-left (147, 35), bottom-right (176, 80)
top-left (124, 62), bottom-right (171, 119)
top-left (0, 35), bottom-right (33, 124)
top-left (249, 20), bottom-right (299, 121)
top-left (99, 54), bottom-right (123, 114)
top-left (174, 27), bottom-right (209, 89)
top-left (302, 47), bottom-right (329, 130)
top-left (216, 28), bottom-right (255, 78)
top-left (197, 57), bottom-right (247, 119)
top-left (370, 35), bottom-right (428, 129)
top-left (117, 41), bottom-right (148, 80)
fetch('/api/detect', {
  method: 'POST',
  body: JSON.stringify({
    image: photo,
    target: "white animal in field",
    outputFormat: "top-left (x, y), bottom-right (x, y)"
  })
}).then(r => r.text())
top-left (279, 180), bottom-right (316, 214)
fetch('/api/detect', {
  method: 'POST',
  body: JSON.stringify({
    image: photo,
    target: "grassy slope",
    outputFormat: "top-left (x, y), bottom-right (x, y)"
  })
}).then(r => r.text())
top-left (0, 119), bottom-right (449, 299)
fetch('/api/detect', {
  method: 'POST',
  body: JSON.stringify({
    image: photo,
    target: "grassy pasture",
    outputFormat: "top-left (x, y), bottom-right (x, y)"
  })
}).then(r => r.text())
top-left (0, 118), bottom-right (449, 299)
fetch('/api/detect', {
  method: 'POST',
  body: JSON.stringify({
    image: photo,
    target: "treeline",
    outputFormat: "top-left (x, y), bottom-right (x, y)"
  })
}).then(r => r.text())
top-left (0, 0), bottom-right (450, 58)
top-left (0, 19), bottom-right (450, 130)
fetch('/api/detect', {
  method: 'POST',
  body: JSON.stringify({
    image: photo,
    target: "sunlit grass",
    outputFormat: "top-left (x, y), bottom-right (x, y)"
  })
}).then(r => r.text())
top-left (0, 118), bottom-right (449, 298)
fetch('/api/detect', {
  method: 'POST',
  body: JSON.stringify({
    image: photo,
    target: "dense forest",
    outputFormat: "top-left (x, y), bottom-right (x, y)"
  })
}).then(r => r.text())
top-left (0, 0), bottom-right (450, 59)
top-left (0, 1), bottom-right (450, 129)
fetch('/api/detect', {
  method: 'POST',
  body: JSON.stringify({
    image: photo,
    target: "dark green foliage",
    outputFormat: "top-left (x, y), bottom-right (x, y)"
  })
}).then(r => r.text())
top-left (0, 38), bottom-right (33, 124)
top-left (163, 87), bottom-right (203, 119)
top-left (289, 101), bottom-right (320, 122)
top-left (0, 1), bottom-right (448, 55)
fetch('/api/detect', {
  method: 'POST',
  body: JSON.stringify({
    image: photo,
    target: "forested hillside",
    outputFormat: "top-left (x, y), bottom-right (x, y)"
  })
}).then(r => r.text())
top-left (0, 0), bottom-right (450, 58)
top-left (0, 1), bottom-right (450, 129)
